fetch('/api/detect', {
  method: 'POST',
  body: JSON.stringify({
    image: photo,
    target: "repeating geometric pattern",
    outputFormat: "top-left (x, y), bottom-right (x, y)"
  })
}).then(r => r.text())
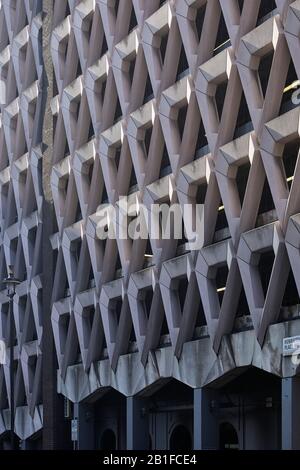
top-left (1, 0), bottom-right (300, 441)
top-left (0, 1), bottom-right (43, 439)
top-left (49, 0), bottom-right (300, 384)
top-left (49, 0), bottom-right (300, 389)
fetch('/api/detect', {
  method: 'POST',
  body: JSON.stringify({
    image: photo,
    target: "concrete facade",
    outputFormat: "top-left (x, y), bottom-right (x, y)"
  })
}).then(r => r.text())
top-left (0, 0), bottom-right (44, 446)
top-left (0, 0), bottom-right (300, 450)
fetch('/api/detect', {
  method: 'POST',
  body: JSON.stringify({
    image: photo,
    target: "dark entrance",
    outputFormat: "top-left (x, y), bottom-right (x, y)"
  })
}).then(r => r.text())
top-left (169, 424), bottom-right (192, 451)
top-left (219, 422), bottom-right (239, 450)
top-left (99, 429), bottom-right (116, 450)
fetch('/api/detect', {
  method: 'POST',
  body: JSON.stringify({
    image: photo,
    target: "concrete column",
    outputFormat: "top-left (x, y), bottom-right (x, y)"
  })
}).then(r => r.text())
top-left (282, 377), bottom-right (300, 450)
top-left (126, 396), bottom-right (149, 450)
top-left (194, 388), bottom-right (218, 450)
top-left (74, 402), bottom-right (95, 450)
top-left (155, 413), bottom-right (168, 450)
top-left (20, 439), bottom-right (30, 450)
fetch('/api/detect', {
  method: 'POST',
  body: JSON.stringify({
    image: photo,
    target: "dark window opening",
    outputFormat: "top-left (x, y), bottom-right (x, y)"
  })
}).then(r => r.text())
top-left (101, 80), bottom-right (107, 103)
top-left (114, 95), bottom-right (122, 123)
top-left (129, 6), bottom-right (137, 32)
top-left (215, 202), bottom-right (228, 232)
top-left (101, 33), bottom-right (108, 57)
top-left (195, 300), bottom-right (207, 327)
top-left (215, 81), bottom-right (228, 121)
top-left (196, 182), bottom-right (208, 205)
top-left (61, 314), bottom-right (70, 343)
top-left (176, 44), bottom-right (189, 80)
top-left (236, 284), bottom-right (250, 318)
top-left (195, 4), bottom-right (206, 42)
top-left (238, 0), bottom-right (244, 14)
top-left (214, 12), bottom-right (230, 54)
top-left (283, 138), bottom-right (300, 189)
top-left (159, 143), bottom-right (171, 177)
top-left (75, 341), bottom-right (81, 364)
top-left (87, 306), bottom-right (95, 330)
top-left (281, 269), bottom-right (300, 308)
top-left (114, 0), bottom-right (120, 17)
top-left (76, 60), bottom-right (82, 78)
top-left (63, 273), bottom-right (70, 298)
top-left (280, 58), bottom-right (298, 114)
top-left (129, 166), bottom-right (137, 189)
top-left (143, 73), bottom-right (154, 104)
top-left (75, 202), bottom-right (82, 222)
top-left (101, 182), bottom-right (108, 204)
top-left (143, 289), bottom-right (153, 318)
top-left (144, 126), bottom-right (153, 156)
top-left (19, 246), bottom-right (27, 282)
top-left (129, 59), bottom-right (136, 85)
top-left (115, 147), bottom-right (121, 170)
top-left (88, 162), bottom-right (94, 184)
top-left (88, 266), bottom-right (94, 282)
top-left (115, 253), bottom-right (122, 273)
top-left (130, 323), bottom-right (136, 342)
top-left (145, 238), bottom-right (153, 257)
top-left (194, 119), bottom-right (208, 158)
top-left (177, 105), bottom-right (188, 140)
top-left (75, 102), bottom-right (80, 121)
top-left (88, 121), bottom-right (95, 140)
top-left (257, 177), bottom-right (275, 216)
top-left (257, 0), bottom-right (277, 25)
top-left (86, 17), bottom-right (93, 43)
top-left (65, 2), bottom-right (70, 17)
top-left (160, 33), bottom-right (169, 66)
top-left (53, 74), bottom-right (58, 96)
top-left (143, 241), bottom-right (153, 268)
top-left (258, 51), bottom-right (274, 97)
top-left (160, 313), bottom-right (169, 336)
top-left (216, 264), bottom-right (229, 304)
top-left (178, 219), bottom-right (188, 248)
top-left (2, 303), bottom-right (9, 341)
top-left (236, 161), bottom-right (251, 206)
top-left (115, 299), bottom-right (122, 325)
top-left (64, 139), bottom-right (70, 157)
top-left (75, 239), bottom-right (82, 263)
top-left (102, 331), bottom-right (107, 352)
top-left (233, 91), bottom-right (253, 139)
top-left (258, 250), bottom-right (275, 297)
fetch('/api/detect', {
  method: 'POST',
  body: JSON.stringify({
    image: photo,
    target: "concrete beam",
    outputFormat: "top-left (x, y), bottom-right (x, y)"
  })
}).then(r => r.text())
top-left (282, 377), bottom-right (300, 450)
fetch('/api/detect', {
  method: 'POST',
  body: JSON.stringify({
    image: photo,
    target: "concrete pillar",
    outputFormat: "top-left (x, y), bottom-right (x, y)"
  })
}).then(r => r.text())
top-left (74, 402), bottom-right (95, 450)
top-left (126, 396), bottom-right (149, 450)
top-left (282, 377), bottom-right (300, 450)
top-left (155, 413), bottom-right (168, 450)
top-left (20, 439), bottom-right (30, 450)
top-left (194, 388), bottom-right (218, 450)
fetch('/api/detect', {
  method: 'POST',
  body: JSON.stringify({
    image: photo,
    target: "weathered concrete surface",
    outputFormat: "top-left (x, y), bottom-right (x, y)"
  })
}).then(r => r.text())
top-left (58, 319), bottom-right (300, 403)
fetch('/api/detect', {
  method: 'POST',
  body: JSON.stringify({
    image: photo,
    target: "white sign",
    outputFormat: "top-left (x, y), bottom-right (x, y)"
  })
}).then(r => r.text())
top-left (283, 336), bottom-right (300, 356)
top-left (71, 419), bottom-right (78, 441)
top-left (0, 340), bottom-right (6, 364)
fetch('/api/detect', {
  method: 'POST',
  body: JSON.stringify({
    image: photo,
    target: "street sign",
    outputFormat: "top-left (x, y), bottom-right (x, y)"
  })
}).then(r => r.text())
top-left (283, 336), bottom-right (300, 356)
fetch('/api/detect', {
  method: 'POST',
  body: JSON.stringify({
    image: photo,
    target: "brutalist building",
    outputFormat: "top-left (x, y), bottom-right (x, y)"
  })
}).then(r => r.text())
top-left (0, 0), bottom-right (299, 451)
